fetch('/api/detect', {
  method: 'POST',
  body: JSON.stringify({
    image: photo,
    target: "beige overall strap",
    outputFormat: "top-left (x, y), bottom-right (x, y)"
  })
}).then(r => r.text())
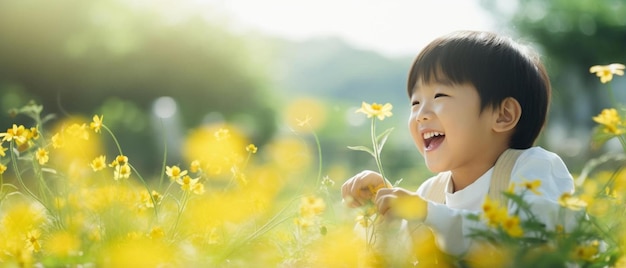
top-left (424, 171), bottom-right (451, 204)
top-left (488, 149), bottom-right (524, 206)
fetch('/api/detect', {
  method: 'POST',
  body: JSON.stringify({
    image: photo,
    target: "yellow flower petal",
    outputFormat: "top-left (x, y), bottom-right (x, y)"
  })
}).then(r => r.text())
top-left (590, 63), bottom-right (625, 83)
top-left (355, 101), bottom-right (393, 120)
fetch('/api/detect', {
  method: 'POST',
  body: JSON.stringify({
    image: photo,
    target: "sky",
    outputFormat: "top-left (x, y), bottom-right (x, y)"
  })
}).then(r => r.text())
top-left (202, 0), bottom-right (497, 57)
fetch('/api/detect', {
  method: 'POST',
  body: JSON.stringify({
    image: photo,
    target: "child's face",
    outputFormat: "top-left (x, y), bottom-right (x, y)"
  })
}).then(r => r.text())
top-left (408, 80), bottom-right (498, 173)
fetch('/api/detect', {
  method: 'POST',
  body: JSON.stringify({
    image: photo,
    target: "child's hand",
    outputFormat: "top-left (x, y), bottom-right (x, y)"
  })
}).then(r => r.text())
top-left (375, 188), bottom-right (427, 221)
top-left (341, 170), bottom-right (391, 208)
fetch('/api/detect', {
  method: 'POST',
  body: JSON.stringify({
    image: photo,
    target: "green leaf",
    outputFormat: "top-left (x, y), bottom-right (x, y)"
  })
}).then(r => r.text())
top-left (375, 127), bottom-right (394, 153)
top-left (347, 145), bottom-right (375, 157)
top-left (466, 214), bottom-right (481, 222)
top-left (17, 102), bottom-right (44, 120)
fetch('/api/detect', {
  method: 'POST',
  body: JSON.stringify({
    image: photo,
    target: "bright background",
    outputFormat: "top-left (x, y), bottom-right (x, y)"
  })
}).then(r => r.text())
top-left (0, 0), bottom-right (625, 186)
top-left (204, 0), bottom-right (497, 57)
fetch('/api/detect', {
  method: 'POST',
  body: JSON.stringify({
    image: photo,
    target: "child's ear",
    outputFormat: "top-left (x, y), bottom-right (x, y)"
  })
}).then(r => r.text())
top-left (493, 97), bottom-right (521, 133)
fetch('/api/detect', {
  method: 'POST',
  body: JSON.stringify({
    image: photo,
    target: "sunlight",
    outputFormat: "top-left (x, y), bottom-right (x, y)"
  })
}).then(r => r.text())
top-left (199, 0), bottom-right (495, 56)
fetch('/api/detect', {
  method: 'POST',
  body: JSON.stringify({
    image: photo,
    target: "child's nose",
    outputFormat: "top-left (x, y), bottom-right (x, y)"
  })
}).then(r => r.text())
top-left (415, 105), bottom-right (433, 122)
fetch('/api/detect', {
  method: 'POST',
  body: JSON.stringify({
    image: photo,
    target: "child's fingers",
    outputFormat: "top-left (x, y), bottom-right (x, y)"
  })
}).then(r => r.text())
top-left (341, 178), bottom-right (362, 207)
top-left (375, 188), bottom-right (395, 216)
top-left (341, 170), bottom-right (381, 208)
top-left (343, 183), bottom-right (373, 208)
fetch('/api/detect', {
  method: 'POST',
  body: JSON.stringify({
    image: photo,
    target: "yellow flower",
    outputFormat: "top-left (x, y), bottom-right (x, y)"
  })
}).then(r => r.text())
top-left (177, 175), bottom-right (200, 192)
top-left (0, 143), bottom-right (7, 157)
top-left (28, 127), bottom-right (40, 140)
top-left (191, 182), bottom-right (205, 195)
top-left (189, 160), bottom-right (201, 173)
top-left (355, 102), bottom-right (393, 120)
top-left (66, 123), bottom-right (89, 140)
top-left (166, 165), bottom-right (187, 181)
top-left (482, 196), bottom-right (508, 227)
top-left (35, 148), bottom-right (49, 165)
top-left (593, 108), bottom-right (624, 135)
top-left (51, 133), bottom-right (64, 148)
top-left (149, 226), bottom-right (165, 240)
top-left (146, 190), bottom-right (163, 208)
top-left (90, 115), bottom-right (103, 133)
top-left (294, 217), bottom-right (314, 228)
top-left (573, 240), bottom-right (599, 261)
top-left (0, 163), bottom-right (7, 174)
top-left (521, 179), bottom-right (542, 195)
top-left (90, 155), bottom-right (107, 171)
top-left (0, 124), bottom-right (28, 145)
top-left (114, 164), bottom-right (131, 180)
top-left (246, 144), bottom-right (258, 154)
top-left (502, 215), bottom-right (523, 237)
top-left (590, 63), bottom-right (625, 83)
top-left (299, 195), bottom-right (326, 218)
top-left (25, 230), bottom-right (42, 253)
top-left (109, 154), bottom-right (129, 167)
top-left (152, 190), bottom-right (163, 205)
top-left (141, 190), bottom-right (163, 208)
top-left (558, 193), bottom-right (587, 211)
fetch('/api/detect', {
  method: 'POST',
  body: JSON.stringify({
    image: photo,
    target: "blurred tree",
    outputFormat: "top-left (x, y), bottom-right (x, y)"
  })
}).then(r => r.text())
top-left (0, 0), bottom-right (277, 172)
top-left (480, 0), bottom-right (626, 169)
top-left (480, 0), bottom-right (626, 126)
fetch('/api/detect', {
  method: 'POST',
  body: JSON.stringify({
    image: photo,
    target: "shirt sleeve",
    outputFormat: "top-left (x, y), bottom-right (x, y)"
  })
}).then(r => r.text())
top-left (413, 147), bottom-right (577, 256)
top-left (507, 147), bottom-right (578, 231)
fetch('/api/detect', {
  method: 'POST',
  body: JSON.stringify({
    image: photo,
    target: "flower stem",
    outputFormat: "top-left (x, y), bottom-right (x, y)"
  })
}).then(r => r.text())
top-left (370, 118), bottom-right (387, 187)
top-left (103, 124), bottom-right (159, 219)
top-left (130, 164), bottom-right (159, 220)
top-left (218, 197), bottom-right (299, 262)
top-left (102, 125), bottom-right (124, 156)
top-left (169, 190), bottom-right (189, 239)
top-left (9, 143), bottom-right (51, 214)
top-left (618, 135), bottom-right (626, 154)
top-left (311, 128), bottom-right (323, 188)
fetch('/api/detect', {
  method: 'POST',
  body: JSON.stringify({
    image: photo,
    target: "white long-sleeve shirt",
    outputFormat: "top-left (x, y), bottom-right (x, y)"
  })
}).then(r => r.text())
top-left (413, 146), bottom-right (576, 256)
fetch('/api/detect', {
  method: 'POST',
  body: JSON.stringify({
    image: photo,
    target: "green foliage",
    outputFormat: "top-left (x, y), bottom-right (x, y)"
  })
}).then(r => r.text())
top-left (0, 0), bottom-right (279, 174)
top-left (480, 0), bottom-right (626, 172)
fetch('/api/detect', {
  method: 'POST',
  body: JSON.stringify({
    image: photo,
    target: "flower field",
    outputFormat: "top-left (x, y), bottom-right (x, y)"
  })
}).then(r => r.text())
top-left (0, 64), bottom-right (626, 267)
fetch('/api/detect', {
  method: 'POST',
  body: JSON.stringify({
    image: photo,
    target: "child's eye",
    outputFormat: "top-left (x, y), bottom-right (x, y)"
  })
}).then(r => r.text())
top-left (411, 100), bottom-right (420, 106)
top-left (434, 93), bottom-right (448, 98)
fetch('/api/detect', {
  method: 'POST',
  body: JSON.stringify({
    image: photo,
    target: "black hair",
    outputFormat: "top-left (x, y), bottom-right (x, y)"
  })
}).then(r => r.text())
top-left (407, 30), bottom-right (550, 149)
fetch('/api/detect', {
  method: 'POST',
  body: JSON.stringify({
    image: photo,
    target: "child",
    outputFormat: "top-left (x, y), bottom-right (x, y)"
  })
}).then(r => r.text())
top-left (341, 30), bottom-right (575, 258)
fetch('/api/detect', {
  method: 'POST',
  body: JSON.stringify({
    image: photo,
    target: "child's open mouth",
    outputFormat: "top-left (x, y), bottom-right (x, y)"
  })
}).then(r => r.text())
top-left (423, 131), bottom-right (445, 151)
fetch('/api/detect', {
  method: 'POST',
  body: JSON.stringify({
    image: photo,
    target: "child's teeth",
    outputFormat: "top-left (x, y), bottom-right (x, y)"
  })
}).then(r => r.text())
top-left (423, 132), bottom-right (443, 139)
